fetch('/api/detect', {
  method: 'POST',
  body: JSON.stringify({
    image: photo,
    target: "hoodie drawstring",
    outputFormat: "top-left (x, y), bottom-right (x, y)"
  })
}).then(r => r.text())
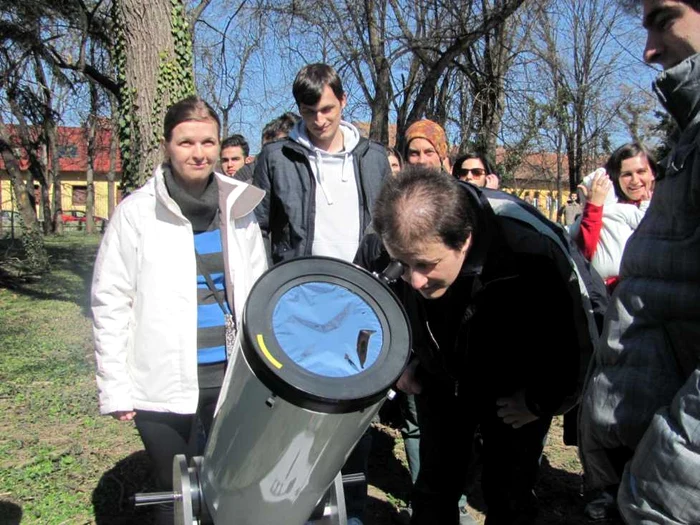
top-left (314, 152), bottom-right (334, 205)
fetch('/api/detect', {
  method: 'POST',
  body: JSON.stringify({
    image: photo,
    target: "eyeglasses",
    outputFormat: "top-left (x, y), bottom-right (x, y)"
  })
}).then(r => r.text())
top-left (455, 168), bottom-right (486, 177)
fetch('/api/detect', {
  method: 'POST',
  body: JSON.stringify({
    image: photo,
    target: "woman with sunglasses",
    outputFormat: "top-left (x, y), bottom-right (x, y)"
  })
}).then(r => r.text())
top-left (452, 153), bottom-right (500, 189)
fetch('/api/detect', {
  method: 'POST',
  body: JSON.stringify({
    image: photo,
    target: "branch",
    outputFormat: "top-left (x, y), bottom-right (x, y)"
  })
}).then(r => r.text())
top-left (45, 47), bottom-right (119, 97)
top-left (191, 0), bottom-right (216, 24)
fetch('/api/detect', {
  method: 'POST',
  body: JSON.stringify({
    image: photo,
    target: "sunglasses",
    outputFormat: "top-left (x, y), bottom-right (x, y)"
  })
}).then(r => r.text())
top-left (455, 167), bottom-right (486, 177)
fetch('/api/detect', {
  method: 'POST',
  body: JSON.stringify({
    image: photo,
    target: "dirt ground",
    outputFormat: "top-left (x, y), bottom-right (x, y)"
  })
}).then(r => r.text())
top-left (366, 414), bottom-right (589, 525)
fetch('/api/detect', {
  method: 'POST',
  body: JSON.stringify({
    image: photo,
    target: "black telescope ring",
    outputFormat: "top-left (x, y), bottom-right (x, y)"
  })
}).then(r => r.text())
top-left (242, 256), bottom-right (412, 414)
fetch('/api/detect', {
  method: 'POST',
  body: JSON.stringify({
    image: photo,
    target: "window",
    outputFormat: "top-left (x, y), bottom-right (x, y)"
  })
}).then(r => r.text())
top-left (58, 145), bottom-right (79, 158)
top-left (72, 186), bottom-right (87, 206)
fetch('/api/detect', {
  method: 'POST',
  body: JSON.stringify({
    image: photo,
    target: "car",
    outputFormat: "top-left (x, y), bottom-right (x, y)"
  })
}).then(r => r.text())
top-left (1, 210), bottom-right (19, 223)
top-left (62, 210), bottom-right (107, 224)
top-left (1, 210), bottom-right (20, 228)
top-left (61, 209), bottom-right (108, 231)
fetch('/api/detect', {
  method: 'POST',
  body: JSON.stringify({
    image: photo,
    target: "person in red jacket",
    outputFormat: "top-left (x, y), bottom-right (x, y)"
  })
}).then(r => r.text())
top-left (574, 143), bottom-right (656, 291)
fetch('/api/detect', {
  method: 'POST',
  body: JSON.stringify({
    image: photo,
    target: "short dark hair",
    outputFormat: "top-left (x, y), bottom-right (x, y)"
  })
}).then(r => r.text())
top-left (619, 0), bottom-right (700, 13)
top-left (221, 134), bottom-right (250, 157)
top-left (261, 112), bottom-right (300, 144)
top-left (292, 63), bottom-right (345, 106)
top-left (163, 96), bottom-right (220, 142)
top-left (373, 166), bottom-right (476, 251)
top-left (604, 142), bottom-right (657, 199)
top-left (386, 146), bottom-right (404, 168)
top-left (452, 152), bottom-right (496, 178)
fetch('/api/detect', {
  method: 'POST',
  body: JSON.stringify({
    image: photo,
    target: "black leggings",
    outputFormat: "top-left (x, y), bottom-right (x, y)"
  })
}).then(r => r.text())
top-left (134, 387), bottom-right (220, 524)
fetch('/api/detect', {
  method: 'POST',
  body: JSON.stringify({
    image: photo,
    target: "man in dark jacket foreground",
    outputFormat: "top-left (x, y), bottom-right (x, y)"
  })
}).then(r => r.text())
top-left (579, 1), bottom-right (700, 523)
top-left (361, 167), bottom-right (600, 524)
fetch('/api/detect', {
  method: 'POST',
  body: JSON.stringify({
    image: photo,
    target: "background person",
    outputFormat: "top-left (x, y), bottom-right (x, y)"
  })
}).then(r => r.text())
top-left (220, 133), bottom-right (253, 177)
top-left (261, 112), bottom-right (301, 145)
top-left (387, 145), bottom-right (403, 175)
top-left (234, 113), bottom-right (301, 185)
top-left (91, 96), bottom-right (267, 524)
top-left (571, 142), bottom-right (655, 292)
top-left (398, 121), bottom-right (478, 523)
top-left (557, 193), bottom-right (582, 226)
top-left (404, 119), bottom-right (450, 171)
top-left (452, 152), bottom-right (500, 189)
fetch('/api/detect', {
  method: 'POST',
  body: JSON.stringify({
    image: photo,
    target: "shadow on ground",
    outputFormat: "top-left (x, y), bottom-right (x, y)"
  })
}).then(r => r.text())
top-left (0, 500), bottom-right (22, 525)
top-left (92, 450), bottom-right (157, 525)
top-left (366, 422), bottom-right (588, 525)
top-left (0, 237), bottom-right (98, 315)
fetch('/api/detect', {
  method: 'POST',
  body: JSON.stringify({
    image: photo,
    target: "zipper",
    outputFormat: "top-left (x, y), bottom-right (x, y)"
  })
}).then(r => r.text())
top-left (424, 318), bottom-right (460, 397)
top-left (303, 155), bottom-right (316, 256)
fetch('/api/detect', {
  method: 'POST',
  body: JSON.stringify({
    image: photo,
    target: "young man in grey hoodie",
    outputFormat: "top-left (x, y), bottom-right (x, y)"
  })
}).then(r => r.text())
top-left (253, 63), bottom-right (391, 264)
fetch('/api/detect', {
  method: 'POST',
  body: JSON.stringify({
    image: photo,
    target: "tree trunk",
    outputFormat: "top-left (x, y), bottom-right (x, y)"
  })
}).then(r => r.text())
top-left (86, 119), bottom-right (96, 235)
top-left (113, 0), bottom-right (195, 189)
top-left (85, 82), bottom-right (99, 234)
top-left (48, 119), bottom-right (63, 234)
top-left (0, 120), bottom-right (50, 273)
top-left (366, 0), bottom-right (391, 144)
top-left (108, 96), bottom-right (120, 218)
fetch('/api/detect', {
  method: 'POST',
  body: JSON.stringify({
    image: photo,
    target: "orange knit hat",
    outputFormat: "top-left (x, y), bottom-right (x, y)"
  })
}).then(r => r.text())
top-left (404, 119), bottom-right (448, 159)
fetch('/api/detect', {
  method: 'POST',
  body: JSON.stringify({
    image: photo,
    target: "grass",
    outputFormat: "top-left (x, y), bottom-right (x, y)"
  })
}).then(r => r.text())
top-left (0, 233), bottom-right (149, 525)
top-left (0, 233), bottom-right (588, 524)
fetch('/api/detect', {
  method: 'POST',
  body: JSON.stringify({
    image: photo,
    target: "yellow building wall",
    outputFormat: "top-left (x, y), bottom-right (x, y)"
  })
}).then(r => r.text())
top-left (0, 179), bottom-right (116, 219)
top-left (59, 180), bottom-right (115, 219)
top-left (0, 180), bottom-right (12, 211)
top-left (501, 187), bottom-right (568, 222)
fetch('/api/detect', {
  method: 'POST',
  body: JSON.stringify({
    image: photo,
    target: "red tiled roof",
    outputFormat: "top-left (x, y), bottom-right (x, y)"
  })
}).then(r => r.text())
top-left (0, 123), bottom-right (122, 174)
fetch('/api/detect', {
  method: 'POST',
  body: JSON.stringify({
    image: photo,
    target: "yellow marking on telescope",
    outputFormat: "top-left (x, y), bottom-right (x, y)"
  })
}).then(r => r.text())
top-left (257, 334), bottom-right (283, 369)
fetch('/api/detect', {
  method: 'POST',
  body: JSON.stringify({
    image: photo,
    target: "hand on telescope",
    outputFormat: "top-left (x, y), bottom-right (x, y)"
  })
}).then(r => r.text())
top-left (397, 359), bottom-right (422, 395)
top-left (111, 410), bottom-right (137, 421)
top-left (496, 390), bottom-right (538, 429)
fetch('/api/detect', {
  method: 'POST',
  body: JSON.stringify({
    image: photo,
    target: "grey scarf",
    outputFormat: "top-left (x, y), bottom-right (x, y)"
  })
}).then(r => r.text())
top-left (163, 166), bottom-right (219, 233)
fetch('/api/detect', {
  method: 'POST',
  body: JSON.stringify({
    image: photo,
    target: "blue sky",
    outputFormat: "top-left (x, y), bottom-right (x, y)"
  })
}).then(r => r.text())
top-left (191, 1), bottom-right (663, 155)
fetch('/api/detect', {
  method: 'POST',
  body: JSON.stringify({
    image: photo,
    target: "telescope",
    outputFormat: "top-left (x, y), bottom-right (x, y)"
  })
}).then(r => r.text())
top-left (134, 256), bottom-right (411, 524)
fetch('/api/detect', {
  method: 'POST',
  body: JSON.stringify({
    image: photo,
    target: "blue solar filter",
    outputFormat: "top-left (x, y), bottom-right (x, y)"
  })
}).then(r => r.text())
top-left (272, 282), bottom-right (384, 377)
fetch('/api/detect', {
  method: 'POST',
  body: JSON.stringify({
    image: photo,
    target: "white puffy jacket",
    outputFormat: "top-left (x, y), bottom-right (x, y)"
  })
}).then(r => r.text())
top-left (92, 165), bottom-right (267, 415)
top-left (569, 169), bottom-right (648, 280)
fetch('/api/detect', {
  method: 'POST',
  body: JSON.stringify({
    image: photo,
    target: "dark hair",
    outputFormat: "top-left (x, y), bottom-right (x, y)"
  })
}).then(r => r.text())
top-left (386, 146), bottom-right (404, 168)
top-left (452, 152), bottom-right (496, 178)
top-left (292, 63), bottom-right (345, 106)
top-left (221, 134), bottom-right (250, 157)
top-left (619, 0), bottom-right (700, 12)
top-left (373, 166), bottom-right (476, 251)
top-left (261, 112), bottom-right (300, 144)
top-left (163, 96), bottom-right (220, 142)
top-left (604, 142), bottom-right (657, 199)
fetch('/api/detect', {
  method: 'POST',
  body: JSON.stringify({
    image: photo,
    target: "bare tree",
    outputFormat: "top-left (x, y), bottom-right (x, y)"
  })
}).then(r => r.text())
top-left (0, 0), bottom-right (211, 190)
top-left (195, 0), bottom-right (264, 138)
top-left (515, 0), bottom-right (642, 192)
top-left (450, 0), bottom-right (538, 160)
top-left (258, 0), bottom-right (526, 149)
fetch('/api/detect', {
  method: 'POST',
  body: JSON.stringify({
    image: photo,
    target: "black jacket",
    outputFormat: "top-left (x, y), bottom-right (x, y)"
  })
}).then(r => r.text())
top-left (356, 183), bottom-right (606, 417)
top-left (253, 136), bottom-right (390, 264)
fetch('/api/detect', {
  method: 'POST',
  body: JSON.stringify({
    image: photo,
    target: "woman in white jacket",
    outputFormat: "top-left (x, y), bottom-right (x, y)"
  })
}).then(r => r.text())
top-left (91, 96), bottom-right (267, 523)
